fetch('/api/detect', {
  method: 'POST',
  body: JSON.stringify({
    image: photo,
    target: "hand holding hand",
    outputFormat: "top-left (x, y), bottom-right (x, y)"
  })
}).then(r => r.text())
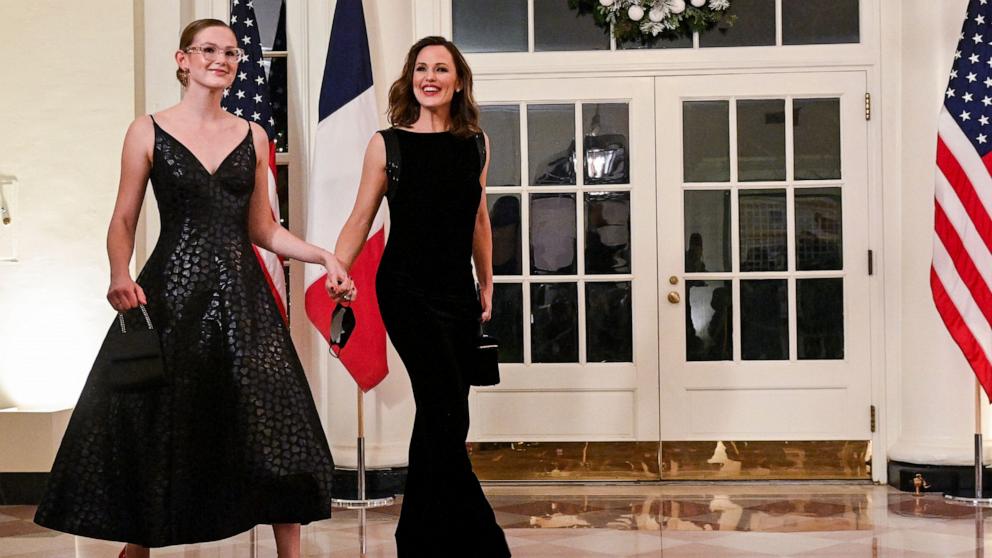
top-left (324, 254), bottom-right (357, 303)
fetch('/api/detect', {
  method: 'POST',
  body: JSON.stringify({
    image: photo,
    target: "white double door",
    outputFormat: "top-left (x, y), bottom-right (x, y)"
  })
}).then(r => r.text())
top-left (470, 71), bottom-right (872, 446)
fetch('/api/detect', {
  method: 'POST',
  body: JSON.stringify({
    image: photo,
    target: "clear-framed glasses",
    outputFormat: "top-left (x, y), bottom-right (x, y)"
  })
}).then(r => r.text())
top-left (184, 45), bottom-right (244, 62)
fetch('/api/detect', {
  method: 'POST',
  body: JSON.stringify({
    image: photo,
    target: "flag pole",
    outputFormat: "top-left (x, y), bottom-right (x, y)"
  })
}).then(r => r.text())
top-left (946, 378), bottom-right (992, 506)
top-left (330, 382), bottom-right (395, 511)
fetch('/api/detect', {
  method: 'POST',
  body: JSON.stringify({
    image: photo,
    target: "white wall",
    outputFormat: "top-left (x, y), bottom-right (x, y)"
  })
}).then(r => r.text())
top-left (884, 0), bottom-right (992, 465)
top-left (0, 1), bottom-right (136, 410)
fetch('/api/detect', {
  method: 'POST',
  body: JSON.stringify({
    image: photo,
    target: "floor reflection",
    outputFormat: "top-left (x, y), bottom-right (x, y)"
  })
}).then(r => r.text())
top-left (8, 485), bottom-right (992, 557)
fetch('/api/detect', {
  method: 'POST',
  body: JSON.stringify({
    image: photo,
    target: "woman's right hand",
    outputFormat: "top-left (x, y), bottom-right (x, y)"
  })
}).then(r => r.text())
top-left (107, 275), bottom-right (148, 311)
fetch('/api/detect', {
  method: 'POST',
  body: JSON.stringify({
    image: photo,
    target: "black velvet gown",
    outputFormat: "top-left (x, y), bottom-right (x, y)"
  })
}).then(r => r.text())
top-left (375, 128), bottom-right (511, 557)
top-left (34, 117), bottom-right (335, 547)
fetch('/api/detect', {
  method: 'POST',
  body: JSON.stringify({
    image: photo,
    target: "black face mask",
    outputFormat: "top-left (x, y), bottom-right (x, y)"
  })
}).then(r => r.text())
top-left (329, 304), bottom-right (355, 358)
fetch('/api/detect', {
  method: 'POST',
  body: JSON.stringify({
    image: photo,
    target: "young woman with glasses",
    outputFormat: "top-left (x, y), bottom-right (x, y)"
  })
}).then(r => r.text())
top-left (332, 36), bottom-right (511, 557)
top-left (34, 19), bottom-right (350, 558)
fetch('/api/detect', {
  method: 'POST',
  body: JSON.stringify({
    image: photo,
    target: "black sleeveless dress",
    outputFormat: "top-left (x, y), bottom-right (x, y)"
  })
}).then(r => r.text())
top-left (34, 117), bottom-right (334, 547)
top-left (375, 128), bottom-right (511, 557)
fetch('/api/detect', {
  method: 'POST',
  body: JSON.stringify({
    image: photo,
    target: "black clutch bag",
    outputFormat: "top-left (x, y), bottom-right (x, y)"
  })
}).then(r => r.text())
top-left (471, 330), bottom-right (501, 387)
top-left (95, 305), bottom-right (168, 392)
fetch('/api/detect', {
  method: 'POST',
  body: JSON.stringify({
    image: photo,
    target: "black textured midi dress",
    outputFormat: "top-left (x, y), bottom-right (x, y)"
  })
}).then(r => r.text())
top-left (375, 128), bottom-right (511, 557)
top-left (34, 116), bottom-right (335, 547)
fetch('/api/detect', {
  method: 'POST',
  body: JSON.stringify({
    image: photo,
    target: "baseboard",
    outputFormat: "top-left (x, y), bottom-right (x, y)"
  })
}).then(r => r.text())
top-left (888, 460), bottom-right (992, 497)
top-left (0, 472), bottom-right (48, 505)
top-left (331, 467), bottom-right (407, 500)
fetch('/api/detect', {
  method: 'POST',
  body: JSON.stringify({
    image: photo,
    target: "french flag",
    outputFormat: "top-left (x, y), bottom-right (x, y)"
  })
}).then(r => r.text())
top-left (304, 0), bottom-right (388, 392)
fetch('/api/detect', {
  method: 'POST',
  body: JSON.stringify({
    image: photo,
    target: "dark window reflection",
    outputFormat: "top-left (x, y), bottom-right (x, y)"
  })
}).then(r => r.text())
top-left (488, 194), bottom-right (522, 275)
top-left (583, 103), bottom-right (630, 185)
top-left (265, 1), bottom-right (288, 153)
top-left (740, 280), bottom-right (788, 360)
top-left (686, 280), bottom-right (733, 361)
top-left (737, 99), bottom-right (786, 182)
top-left (684, 190), bottom-right (731, 273)
top-left (586, 282), bottom-right (632, 362)
top-left (739, 189), bottom-right (787, 272)
top-left (783, 0), bottom-right (860, 45)
top-left (480, 105), bottom-right (521, 186)
top-left (534, 0), bottom-right (610, 51)
top-left (698, 0), bottom-right (776, 48)
top-left (530, 193), bottom-right (577, 275)
top-left (277, 164), bottom-right (289, 227)
top-left (255, 0), bottom-right (284, 51)
top-left (798, 278), bottom-right (844, 359)
top-left (683, 101), bottom-right (730, 183)
top-left (528, 104), bottom-right (576, 185)
top-left (453, 0), bottom-right (528, 53)
top-left (794, 98), bottom-right (841, 180)
top-left (796, 188), bottom-right (843, 271)
top-left (585, 192), bottom-right (630, 274)
top-left (619, 35), bottom-right (692, 50)
top-left (486, 283), bottom-right (523, 363)
top-left (531, 282), bottom-right (579, 363)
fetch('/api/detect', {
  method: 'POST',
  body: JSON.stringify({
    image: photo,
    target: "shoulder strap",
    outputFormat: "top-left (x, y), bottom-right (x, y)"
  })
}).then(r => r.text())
top-left (474, 132), bottom-right (486, 174)
top-left (380, 129), bottom-right (401, 200)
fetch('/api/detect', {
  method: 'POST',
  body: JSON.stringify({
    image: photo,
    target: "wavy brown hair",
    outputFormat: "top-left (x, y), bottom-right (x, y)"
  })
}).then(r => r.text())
top-left (387, 36), bottom-right (480, 138)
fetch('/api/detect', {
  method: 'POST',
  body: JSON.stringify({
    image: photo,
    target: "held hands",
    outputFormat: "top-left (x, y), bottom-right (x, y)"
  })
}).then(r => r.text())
top-left (107, 274), bottom-right (148, 312)
top-left (480, 283), bottom-right (493, 323)
top-left (324, 254), bottom-right (357, 304)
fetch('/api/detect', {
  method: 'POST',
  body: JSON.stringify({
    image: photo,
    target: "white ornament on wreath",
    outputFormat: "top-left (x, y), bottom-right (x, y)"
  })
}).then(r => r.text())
top-left (575, 0), bottom-right (731, 43)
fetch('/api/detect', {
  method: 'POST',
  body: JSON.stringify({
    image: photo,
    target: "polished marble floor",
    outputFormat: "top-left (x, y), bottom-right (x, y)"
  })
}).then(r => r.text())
top-left (4, 484), bottom-right (992, 557)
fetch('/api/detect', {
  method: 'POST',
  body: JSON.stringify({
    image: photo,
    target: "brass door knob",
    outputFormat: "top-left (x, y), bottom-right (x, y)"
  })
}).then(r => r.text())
top-left (667, 292), bottom-right (681, 304)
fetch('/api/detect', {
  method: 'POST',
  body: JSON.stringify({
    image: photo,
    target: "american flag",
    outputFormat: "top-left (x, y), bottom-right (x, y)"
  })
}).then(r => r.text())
top-left (934, 0), bottom-right (992, 398)
top-left (221, 0), bottom-right (287, 320)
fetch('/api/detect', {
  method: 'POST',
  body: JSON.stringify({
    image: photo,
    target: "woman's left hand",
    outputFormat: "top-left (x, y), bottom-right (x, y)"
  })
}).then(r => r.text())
top-left (480, 284), bottom-right (493, 323)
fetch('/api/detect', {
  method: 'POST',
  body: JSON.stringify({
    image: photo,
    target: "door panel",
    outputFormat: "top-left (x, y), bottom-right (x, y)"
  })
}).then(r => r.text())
top-left (471, 77), bottom-right (659, 441)
top-left (656, 72), bottom-right (871, 441)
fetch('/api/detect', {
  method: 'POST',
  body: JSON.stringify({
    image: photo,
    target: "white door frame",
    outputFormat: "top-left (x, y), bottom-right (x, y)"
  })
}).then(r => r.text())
top-left (655, 71), bottom-right (875, 452)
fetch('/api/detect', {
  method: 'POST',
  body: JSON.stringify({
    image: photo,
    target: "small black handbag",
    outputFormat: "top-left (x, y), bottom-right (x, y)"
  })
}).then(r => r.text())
top-left (95, 305), bottom-right (168, 392)
top-left (472, 327), bottom-right (501, 387)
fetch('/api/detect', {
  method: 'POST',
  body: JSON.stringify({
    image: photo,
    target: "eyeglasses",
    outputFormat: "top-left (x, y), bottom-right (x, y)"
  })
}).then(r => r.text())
top-left (329, 304), bottom-right (355, 358)
top-left (184, 45), bottom-right (244, 62)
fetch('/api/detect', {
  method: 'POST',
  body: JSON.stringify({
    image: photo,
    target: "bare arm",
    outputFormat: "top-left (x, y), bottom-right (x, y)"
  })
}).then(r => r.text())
top-left (472, 132), bottom-right (494, 322)
top-left (106, 117), bottom-right (153, 311)
top-left (334, 133), bottom-right (388, 270)
top-left (246, 123), bottom-right (351, 293)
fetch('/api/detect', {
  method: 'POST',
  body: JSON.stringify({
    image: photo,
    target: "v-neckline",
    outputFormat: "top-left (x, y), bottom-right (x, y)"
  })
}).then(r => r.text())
top-left (152, 117), bottom-right (251, 177)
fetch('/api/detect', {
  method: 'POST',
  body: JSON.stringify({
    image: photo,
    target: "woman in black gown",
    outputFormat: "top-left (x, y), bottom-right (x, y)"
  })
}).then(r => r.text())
top-left (333, 36), bottom-right (511, 557)
top-left (34, 19), bottom-right (349, 557)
